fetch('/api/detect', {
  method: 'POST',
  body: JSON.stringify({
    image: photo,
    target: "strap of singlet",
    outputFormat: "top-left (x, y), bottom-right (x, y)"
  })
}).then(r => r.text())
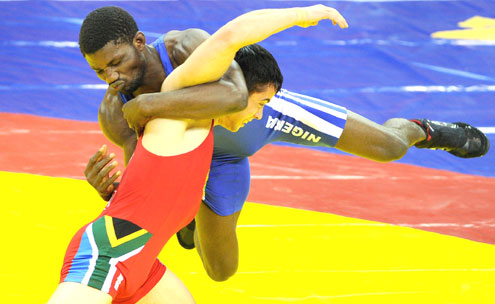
top-left (120, 34), bottom-right (175, 104)
top-left (119, 92), bottom-right (134, 104)
top-left (151, 34), bottom-right (174, 77)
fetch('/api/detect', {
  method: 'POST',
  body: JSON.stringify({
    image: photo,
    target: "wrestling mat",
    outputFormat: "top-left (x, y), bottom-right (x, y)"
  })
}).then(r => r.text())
top-left (1, 0), bottom-right (494, 303)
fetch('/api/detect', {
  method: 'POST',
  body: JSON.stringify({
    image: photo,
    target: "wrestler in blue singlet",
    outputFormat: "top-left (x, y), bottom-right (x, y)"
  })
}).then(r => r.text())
top-left (209, 90), bottom-right (347, 215)
top-left (121, 35), bottom-right (348, 216)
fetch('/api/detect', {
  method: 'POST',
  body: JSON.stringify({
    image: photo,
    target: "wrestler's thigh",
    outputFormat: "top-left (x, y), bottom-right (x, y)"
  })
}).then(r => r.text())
top-left (47, 282), bottom-right (112, 304)
top-left (137, 268), bottom-right (195, 304)
top-left (335, 110), bottom-right (396, 159)
top-left (196, 201), bottom-right (241, 257)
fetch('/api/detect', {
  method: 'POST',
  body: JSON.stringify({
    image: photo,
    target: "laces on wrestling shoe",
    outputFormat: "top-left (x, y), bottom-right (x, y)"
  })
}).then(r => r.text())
top-left (176, 219), bottom-right (196, 250)
top-left (411, 119), bottom-right (489, 158)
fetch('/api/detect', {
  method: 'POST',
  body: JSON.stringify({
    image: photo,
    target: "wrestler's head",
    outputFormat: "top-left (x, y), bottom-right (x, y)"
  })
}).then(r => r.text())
top-left (218, 44), bottom-right (283, 132)
top-left (79, 6), bottom-right (146, 95)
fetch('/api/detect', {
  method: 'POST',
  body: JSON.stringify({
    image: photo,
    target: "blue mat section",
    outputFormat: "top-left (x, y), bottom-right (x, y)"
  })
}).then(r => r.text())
top-left (0, 0), bottom-right (494, 176)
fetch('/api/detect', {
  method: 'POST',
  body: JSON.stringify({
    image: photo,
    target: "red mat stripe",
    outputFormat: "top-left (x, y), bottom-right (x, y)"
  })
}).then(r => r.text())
top-left (2, 113), bottom-right (494, 244)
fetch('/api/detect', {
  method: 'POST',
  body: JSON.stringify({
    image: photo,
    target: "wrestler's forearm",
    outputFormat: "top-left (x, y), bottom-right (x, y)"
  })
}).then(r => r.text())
top-left (135, 61), bottom-right (248, 119)
top-left (137, 80), bottom-right (247, 119)
top-left (163, 5), bottom-right (347, 92)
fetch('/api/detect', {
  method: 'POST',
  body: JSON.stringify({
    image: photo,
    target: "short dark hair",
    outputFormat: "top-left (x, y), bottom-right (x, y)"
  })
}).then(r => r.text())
top-left (79, 6), bottom-right (138, 55)
top-left (234, 44), bottom-right (283, 94)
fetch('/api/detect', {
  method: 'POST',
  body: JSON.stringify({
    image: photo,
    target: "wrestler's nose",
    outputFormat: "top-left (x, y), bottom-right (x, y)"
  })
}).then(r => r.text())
top-left (105, 67), bottom-right (119, 84)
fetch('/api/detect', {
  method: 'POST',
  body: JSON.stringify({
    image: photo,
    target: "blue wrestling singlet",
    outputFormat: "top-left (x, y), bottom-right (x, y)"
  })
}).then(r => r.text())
top-left (120, 35), bottom-right (348, 216)
top-left (206, 89), bottom-right (348, 215)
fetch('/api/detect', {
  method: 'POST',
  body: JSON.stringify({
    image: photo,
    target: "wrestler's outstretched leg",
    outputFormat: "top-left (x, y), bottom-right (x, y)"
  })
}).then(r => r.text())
top-left (335, 111), bottom-right (489, 161)
top-left (335, 111), bottom-right (424, 161)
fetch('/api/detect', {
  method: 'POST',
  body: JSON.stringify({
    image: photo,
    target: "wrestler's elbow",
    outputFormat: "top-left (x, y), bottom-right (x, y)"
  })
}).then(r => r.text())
top-left (220, 65), bottom-right (249, 114)
top-left (228, 80), bottom-right (249, 113)
top-left (213, 21), bottom-right (248, 51)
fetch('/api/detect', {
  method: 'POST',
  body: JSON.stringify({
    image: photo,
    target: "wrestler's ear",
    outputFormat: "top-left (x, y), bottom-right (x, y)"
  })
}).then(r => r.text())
top-left (133, 31), bottom-right (146, 51)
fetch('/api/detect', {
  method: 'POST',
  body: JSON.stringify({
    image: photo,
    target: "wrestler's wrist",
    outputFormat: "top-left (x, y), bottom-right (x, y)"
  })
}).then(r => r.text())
top-left (295, 7), bottom-right (310, 28)
top-left (135, 94), bottom-right (152, 117)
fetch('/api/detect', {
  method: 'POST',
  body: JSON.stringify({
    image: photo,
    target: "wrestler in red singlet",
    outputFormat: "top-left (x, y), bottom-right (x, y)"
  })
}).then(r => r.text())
top-left (59, 124), bottom-right (213, 303)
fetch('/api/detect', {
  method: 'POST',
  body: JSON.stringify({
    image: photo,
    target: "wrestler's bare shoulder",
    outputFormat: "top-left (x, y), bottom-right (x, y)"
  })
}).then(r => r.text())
top-left (163, 29), bottom-right (210, 67)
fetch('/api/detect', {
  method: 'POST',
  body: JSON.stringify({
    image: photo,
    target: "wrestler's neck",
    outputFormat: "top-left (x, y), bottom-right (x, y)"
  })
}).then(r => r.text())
top-left (214, 117), bottom-right (238, 132)
top-left (132, 45), bottom-right (166, 97)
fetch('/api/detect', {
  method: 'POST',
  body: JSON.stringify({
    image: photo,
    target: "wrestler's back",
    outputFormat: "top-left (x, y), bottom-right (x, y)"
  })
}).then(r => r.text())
top-left (142, 118), bottom-right (212, 156)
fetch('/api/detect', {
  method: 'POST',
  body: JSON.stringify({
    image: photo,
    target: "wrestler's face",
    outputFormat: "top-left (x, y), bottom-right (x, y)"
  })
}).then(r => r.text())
top-left (85, 40), bottom-right (146, 95)
top-left (220, 84), bottom-right (277, 132)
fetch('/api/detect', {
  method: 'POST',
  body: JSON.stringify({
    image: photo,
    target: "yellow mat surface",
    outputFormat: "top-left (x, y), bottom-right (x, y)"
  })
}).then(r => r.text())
top-left (431, 16), bottom-right (495, 40)
top-left (2, 171), bottom-right (494, 303)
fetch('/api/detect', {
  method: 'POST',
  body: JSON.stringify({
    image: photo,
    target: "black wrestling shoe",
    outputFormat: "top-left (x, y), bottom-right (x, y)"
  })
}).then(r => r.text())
top-left (411, 119), bottom-right (489, 158)
top-left (176, 219), bottom-right (196, 250)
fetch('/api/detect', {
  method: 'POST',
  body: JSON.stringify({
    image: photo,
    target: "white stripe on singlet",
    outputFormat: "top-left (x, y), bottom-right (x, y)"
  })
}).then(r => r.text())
top-left (266, 95), bottom-right (346, 139)
top-left (101, 245), bottom-right (146, 293)
top-left (81, 224), bottom-right (99, 285)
